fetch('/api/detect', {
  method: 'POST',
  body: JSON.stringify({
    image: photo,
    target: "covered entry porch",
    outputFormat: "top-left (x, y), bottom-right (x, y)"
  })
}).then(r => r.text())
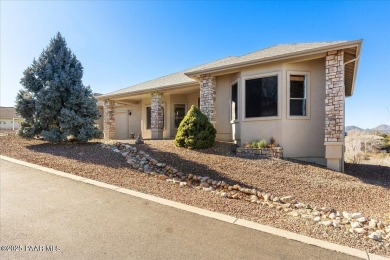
top-left (101, 84), bottom-right (200, 140)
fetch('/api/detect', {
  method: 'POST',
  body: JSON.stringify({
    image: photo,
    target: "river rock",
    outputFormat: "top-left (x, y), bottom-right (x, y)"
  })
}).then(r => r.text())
top-left (351, 212), bottom-right (363, 219)
top-left (250, 195), bottom-right (258, 202)
top-left (368, 232), bottom-right (381, 241)
top-left (369, 219), bottom-right (378, 229)
top-left (351, 222), bottom-right (362, 228)
top-left (342, 211), bottom-right (352, 219)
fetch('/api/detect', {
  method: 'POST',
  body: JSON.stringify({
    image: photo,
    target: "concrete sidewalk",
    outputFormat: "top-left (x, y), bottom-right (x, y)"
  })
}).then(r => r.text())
top-left (0, 159), bottom-right (360, 259)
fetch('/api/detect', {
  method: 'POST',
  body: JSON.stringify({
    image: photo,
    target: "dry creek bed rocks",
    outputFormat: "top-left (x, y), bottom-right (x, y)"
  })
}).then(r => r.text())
top-left (106, 141), bottom-right (390, 246)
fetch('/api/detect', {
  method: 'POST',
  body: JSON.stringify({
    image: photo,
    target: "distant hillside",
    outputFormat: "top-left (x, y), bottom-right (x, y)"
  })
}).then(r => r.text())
top-left (371, 124), bottom-right (390, 133)
top-left (345, 126), bottom-right (363, 132)
top-left (345, 124), bottom-right (390, 134)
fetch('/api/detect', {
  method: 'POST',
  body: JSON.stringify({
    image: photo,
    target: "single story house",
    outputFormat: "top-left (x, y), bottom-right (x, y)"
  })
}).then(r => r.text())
top-left (0, 107), bottom-right (22, 130)
top-left (97, 40), bottom-right (363, 172)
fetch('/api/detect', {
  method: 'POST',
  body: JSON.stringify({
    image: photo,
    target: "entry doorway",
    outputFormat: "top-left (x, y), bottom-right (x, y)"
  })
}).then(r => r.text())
top-left (174, 104), bottom-right (186, 129)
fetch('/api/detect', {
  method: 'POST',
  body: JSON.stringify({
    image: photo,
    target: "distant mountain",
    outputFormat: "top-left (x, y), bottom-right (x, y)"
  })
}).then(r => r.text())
top-left (372, 124), bottom-right (390, 132)
top-left (345, 124), bottom-right (390, 134)
top-left (345, 126), bottom-right (363, 132)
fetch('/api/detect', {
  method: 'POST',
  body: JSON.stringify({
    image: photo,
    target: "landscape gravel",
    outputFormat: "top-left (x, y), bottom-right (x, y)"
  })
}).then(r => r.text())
top-left (1, 134), bottom-right (389, 257)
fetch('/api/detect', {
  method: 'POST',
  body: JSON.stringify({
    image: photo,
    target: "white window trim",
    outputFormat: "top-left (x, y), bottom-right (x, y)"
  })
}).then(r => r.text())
top-left (173, 103), bottom-right (187, 129)
top-left (230, 79), bottom-right (239, 123)
top-left (287, 71), bottom-right (311, 120)
top-left (242, 71), bottom-right (282, 122)
top-left (145, 103), bottom-right (167, 130)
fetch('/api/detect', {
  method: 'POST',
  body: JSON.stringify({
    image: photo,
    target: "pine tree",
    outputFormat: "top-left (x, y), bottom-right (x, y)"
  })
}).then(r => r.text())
top-left (174, 105), bottom-right (216, 149)
top-left (16, 32), bottom-right (101, 143)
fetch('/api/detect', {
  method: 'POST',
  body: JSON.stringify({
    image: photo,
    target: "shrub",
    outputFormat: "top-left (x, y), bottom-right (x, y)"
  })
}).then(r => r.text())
top-left (174, 105), bottom-right (216, 149)
top-left (251, 140), bottom-right (259, 148)
top-left (257, 139), bottom-right (267, 148)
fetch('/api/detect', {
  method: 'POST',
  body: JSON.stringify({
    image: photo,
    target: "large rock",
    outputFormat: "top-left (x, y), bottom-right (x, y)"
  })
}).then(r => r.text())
top-left (280, 195), bottom-right (295, 204)
top-left (351, 222), bottom-right (362, 228)
top-left (369, 219), bottom-right (378, 229)
top-left (250, 195), bottom-right (258, 202)
top-left (351, 212), bottom-right (363, 219)
top-left (199, 182), bottom-right (210, 188)
top-left (342, 211), bottom-right (352, 219)
top-left (368, 232), bottom-right (382, 241)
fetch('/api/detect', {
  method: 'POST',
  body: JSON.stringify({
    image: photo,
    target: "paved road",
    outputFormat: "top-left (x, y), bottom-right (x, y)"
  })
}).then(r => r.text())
top-left (0, 159), bottom-right (359, 260)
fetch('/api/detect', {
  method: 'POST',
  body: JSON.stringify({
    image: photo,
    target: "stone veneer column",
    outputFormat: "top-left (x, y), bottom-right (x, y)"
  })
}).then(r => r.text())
top-left (103, 99), bottom-right (116, 139)
top-left (325, 50), bottom-right (345, 172)
top-left (151, 92), bottom-right (164, 139)
top-left (199, 75), bottom-right (216, 122)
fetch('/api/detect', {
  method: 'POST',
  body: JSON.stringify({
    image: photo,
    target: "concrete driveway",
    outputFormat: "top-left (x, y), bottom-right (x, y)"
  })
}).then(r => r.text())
top-left (0, 159), bottom-right (359, 260)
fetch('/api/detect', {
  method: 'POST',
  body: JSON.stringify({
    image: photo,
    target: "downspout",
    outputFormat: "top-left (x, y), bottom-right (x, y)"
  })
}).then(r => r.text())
top-left (340, 55), bottom-right (360, 172)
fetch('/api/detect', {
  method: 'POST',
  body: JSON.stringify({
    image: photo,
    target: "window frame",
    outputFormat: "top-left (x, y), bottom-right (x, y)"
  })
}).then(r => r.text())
top-left (230, 80), bottom-right (239, 123)
top-left (287, 71), bottom-right (310, 119)
top-left (173, 103), bottom-right (187, 129)
top-left (242, 71), bottom-right (282, 121)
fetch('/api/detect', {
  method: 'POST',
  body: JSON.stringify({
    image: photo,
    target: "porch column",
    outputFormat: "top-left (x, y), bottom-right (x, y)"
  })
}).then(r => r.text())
top-left (103, 99), bottom-right (116, 139)
top-left (325, 50), bottom-right (345, 172)
top-left (151, 92), bottom-right (164, 139)
top-left (199, 74), bottom-right (216, 123)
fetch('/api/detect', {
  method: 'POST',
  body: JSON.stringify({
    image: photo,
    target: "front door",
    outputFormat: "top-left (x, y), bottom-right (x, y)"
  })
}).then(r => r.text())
top-left (174, 104), bottom-right (186, 130)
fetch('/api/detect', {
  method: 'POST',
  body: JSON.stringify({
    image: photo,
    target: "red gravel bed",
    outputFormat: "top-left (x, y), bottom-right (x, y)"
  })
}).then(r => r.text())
top-left (0, 135), bottom-right (389, 257)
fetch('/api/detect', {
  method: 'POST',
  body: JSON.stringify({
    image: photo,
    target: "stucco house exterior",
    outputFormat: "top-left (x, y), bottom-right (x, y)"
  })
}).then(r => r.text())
top-left (0, 107), bottom-right (22, 130)
top-left (97, 40), bottom-right (362, 172)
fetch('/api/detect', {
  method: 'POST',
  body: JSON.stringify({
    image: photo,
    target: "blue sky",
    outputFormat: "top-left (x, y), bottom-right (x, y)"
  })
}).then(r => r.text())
top-left (1, 1), bottom-right (389, 128)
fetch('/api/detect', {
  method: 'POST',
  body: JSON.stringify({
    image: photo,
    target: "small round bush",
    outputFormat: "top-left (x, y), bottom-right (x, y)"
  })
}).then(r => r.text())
top-left (174, 105), bottom-right (216, 149)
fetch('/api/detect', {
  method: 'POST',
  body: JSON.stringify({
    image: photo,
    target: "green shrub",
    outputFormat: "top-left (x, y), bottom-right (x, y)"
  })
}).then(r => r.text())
top-left (174, 105), bottom-right (217, 149)
top-left (251, 140), bottom-right (259, 148)
top-left (258, 139), bottom-right (267, 148)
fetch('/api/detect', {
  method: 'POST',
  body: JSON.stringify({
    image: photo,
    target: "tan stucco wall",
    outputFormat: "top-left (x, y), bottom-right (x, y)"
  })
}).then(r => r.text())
top-left (213, 57), bottom-right (326, 164)
top-left (114, 104), bottom-right (141, 139)
top-left (215, 74), bottom-right (235, 141)
top-left (137, 92), bottom-right (199, 139)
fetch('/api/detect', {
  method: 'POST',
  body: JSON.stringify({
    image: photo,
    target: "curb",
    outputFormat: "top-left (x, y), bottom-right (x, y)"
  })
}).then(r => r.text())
top-left (1, 155), bottom-right (388, 260)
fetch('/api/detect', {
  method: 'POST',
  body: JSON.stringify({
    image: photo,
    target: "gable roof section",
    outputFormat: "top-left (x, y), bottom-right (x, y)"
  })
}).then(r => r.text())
top-left (185, 41), bottom-right (350, 75)
top-left (100, 40), bottom-right (362, 99)
top-left (0, 107), bottom-right (19, 119)
top-left (101, 57), bottom-right (237, 98)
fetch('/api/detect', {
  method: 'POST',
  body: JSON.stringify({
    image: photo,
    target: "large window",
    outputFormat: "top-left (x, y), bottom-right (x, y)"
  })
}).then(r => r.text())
top-left (174, 104), bottom-right (186, 128)
top-left (146, 106), bottom-right (164, 129)
top-left (289, 74), bottom-right (307, 116)
top-left (245, 76), bottom-right (278, 118)
top-left (231, 83), bottom-right (238, 121)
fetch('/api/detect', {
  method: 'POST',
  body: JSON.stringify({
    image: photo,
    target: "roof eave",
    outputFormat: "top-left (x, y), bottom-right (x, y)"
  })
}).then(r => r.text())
top-left (185, 40), bottom-right (363, 77)
top-left (347, 40), bottom-right (363, 97)
top-left (97, 81), bottom-right (198, 100)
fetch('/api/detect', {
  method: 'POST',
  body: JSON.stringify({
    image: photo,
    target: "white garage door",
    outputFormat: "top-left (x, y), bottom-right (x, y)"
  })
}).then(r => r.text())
top-left (115, 112), bottom-right (128, 139)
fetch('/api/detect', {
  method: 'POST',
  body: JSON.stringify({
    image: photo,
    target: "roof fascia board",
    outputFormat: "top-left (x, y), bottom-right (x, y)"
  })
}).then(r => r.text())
top-left (348, 40), bottom-right (363, 96)
top-left (185, 40), bottom-right (363, 77)
top-left (98, 82), bottom-right (199, 100)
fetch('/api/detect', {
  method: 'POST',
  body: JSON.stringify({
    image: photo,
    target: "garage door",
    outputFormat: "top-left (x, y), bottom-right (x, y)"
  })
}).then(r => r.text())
top-left (115, 112), bottom-right (128, 139)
